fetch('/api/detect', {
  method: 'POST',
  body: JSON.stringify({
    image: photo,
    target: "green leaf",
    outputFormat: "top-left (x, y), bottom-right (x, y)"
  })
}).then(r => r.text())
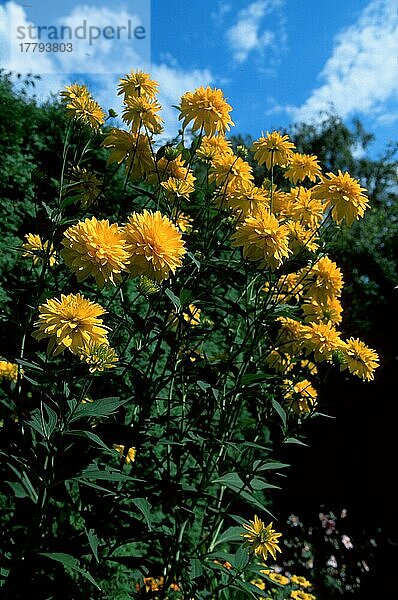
top-left (233, 546), bottom-right (250, 571)
top-left (131, 498), bottom-right (152, 530)
top-left (66, 430), bottom-right (111, 452)
top-left (253, 460), bottom-right (289, 472)
top-left (197, 380), bottom-right (211, 392)
top-left (165, 288), bottom-right (180, 308)
top-left (60, 194), bottom-right (79, 209)
top-left (271, 399), bottom-right (287, 428)
top-left (86, 529), bottom-right (99, 562)
top-left (187, 251), bottom-right (200, 269)
top-left (5, 480), bottom-right (31, 499)
top-left (241, 373), bottom-right (275, 387)
top-left (239, 490), bottom-right (275, 517)
top-left (212, 472), bottom-right (245, 490)
top-left (5, 463), bottom-right (38, 503)
top-left (26, 409), bottom-right (44, 436)
top-left (70, 397), bottom-right (127, 422)
top-left (229, 514), bottom-right (247, 526)
top-left (76, 480), bottom-right (118, 495)
top-left (39, 552), bottom-right (101, 589)
top-left (250, 477), bottom-right (278, 491)
top-left (16, 358), bottom-right (44, 373)
top-left (207, 551), bottom-right (235, 568)
top-left (284, 437), bottom-right (308, 447)
top-left (179, 288), bottom-right (193, 305)
top-left (240, 441), bottom-right (271, 451)
top-left (76, 466), bottom-right (137, 483)
top-left (190, 558), bottom-right (203, 579)
top-left (26, 405), bottom-right (57, 439)
top-left (213, 526), bottom-right (243, 547)
top-left (233, 578), bottom-right (268, 598)
top-left (213, 473), bottom-right (275, 517)
top-left (43, 404), bottom-right (58, 437)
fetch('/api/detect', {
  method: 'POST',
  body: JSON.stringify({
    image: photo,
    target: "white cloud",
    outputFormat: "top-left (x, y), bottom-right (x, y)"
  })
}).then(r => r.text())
top-left (1, 1), bottom-right (147, 76)
top-left (211, 1), bottom-right (232, 23)
top-left (1, 2), bottom-right (61, 80)
top-left (292, 0), bottom-right (398, 124)
top-left (225, 0), bottom-right (285, 64)
top-left (0, 2), bottom-right (213, 140)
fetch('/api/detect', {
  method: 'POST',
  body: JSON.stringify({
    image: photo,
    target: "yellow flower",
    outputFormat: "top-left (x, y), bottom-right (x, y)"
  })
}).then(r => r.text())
top-left (241, 515), bottom-right (282, 562)
top-left (300, 359), bottom-right (318, 376)
top-left (61, 84), bottom-right (105, 130)
top-left (340, 338), bottom-right (379, 381)
top-left (284, 379), bottom-right (318, 416)
top-left (60, 83), bottom-right (90, 103)
top-left (231, 206), bottom-right (291, 270)
top-left (303, 257), bottom-right (344, 303)
top-left (143, 576), bottom-right (164, 593)
top-left (252, 131), bottom-right (295, 170)
top-left (147, 156), bottom-right (196, 187)
top-left (61, 217), bottom-right (131, 288)
top-left (302, 298), bottom-right (343, 325)
top-left (213, 559), bottom-right (233, 570)
top-left (173, 211), bottom-right (193, 233)
top-left (268, 572), bottom-right (290, 586)
top-left (183, 304), bottom-right (201, 326)
top-left (22, 233), bottom-right (56, 267)
top-left (79, 341), bottom-right (119, 373)
top-left (287, 187), bottom-right (324, 228)
top-left (210, 154), bottom-right (254, 193)
top-left (290, 575), bottom-right (312, 589)
top-left (285, 153), bottom-right (322, 184)
top-left (33, 293), bottom-right (109, 356)
top-left (291, 591), bottom-right (316, 600)
top-left (68, 166), bottom-right (102, 209)
top-left (312, 170), bottom-right (370, 226)
top-left (81, 396), bottom-right (94, 404)
top-left (250, 579), bottom-right (266, 591)
top-left (122, 95), bottom-right (163, 134)
top-left (264, 272), bottom-right (303, 304)
top-left (168, 304), bottom-right (201, 330)
top-left (196, 135), bottom-right (233, 162)
top-left (261, 180), bottom-right (292, 216)
top-left (123, 210), bottom-right (186, 282)
top-left (286, 222), bottom-right (318, 255)
top-left (227, 182), bottom-right (269, 217)
top-left (161, 177), bottom-right (195, 200)
top-left (0, 360), bottom-right (19, 383)
top-left (266, 349), bottom-right (293, 374)
top-left (117, 69), bottom-right (159, 99)
top-left (114, 444), bottom-right (136, 464)
top-left (102, 129), bottom-right (155, 181)
top-left (277, 317), bottom-right (309, 354)
top-left (303, 321), bottom-right (342, 362)
top-left (179, 86), bottom-right (234, 136)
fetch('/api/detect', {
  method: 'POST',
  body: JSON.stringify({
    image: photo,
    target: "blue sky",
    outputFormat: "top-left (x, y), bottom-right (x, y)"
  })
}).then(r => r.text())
top-left (1, 0), bottom-right (397, 155)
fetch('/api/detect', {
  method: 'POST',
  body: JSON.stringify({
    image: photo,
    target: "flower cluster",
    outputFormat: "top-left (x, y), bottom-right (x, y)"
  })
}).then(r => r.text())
top-left (60, 84), bottom-right (105, 130)
top-left (22, 233), bottom-right (56, 267)
top-left (0, 360), bottom-right (19, 382)
top-left (6, 73), bottom-right (380, 596)
top-left (251, 566), bottom-right (316, 599)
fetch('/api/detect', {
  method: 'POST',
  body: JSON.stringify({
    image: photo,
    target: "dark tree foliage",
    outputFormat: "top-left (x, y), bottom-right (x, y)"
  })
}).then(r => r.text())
top-left (231, 120), bottom-right (398, 597)
top-left (282, 118), bottom-right (397, 598)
